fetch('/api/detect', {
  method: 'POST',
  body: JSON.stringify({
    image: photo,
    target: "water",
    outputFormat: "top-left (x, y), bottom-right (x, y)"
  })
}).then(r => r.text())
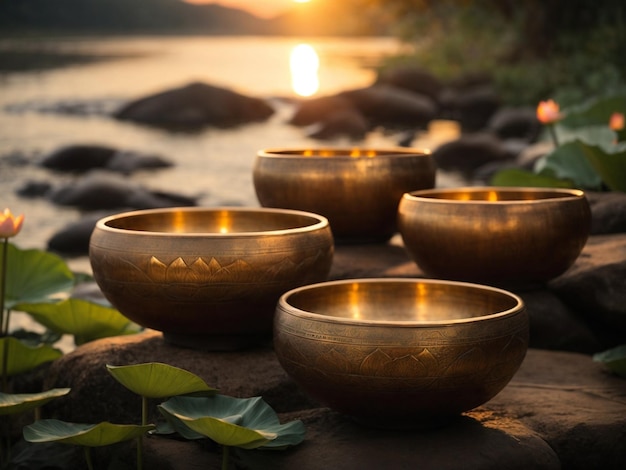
top-left (0, 36), bottom-right (419, 255)
top-left (0, 35), bottom-right (465, 348)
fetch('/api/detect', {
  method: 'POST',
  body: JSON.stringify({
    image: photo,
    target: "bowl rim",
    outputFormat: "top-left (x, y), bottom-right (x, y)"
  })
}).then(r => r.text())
top-left (277, 277), bottom-right (524, 327)
top-left (94, 206), bottom-right (330, 237)
top-left (257, 147), bottom-right (431, 159)
top-left (403, 186), bottom-right (586, 204)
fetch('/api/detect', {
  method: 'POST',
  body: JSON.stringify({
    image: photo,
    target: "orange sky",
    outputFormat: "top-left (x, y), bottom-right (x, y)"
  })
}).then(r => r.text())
top-left (183, 0), bottom-right (303, 19)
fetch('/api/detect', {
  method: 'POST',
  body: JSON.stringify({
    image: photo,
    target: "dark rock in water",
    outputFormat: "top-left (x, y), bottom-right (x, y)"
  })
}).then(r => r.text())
top-left (47, 213), bottom-right (108, 257)
top-left (453, 85), bottom-right (501, 132)
top-left (40, 144), bottom-right (172, 174)
top-left (308, 108), bottom-right (369, 140)
top-left (114, 81), bottom-right (275, 129)
top-left (49, 172), bottom-right (198, 211)
top-left (375, 65), bottom-right (444, 104)
top-left (487, 107), bottom-right (541, 142)
top-left (339, 84), bottom-right (438, 128)
top-left (15, 180), bottom-right (53, 198)
top-left (431, 132), bottom-right (514, 177)
top-left (587, 191), bottom-right (626, 235)
top-left (289, 95), bottom-right (356, 127)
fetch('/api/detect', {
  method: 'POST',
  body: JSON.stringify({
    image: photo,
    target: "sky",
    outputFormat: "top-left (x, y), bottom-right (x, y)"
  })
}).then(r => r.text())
top-left (183, 0), bottom-right (309, 19)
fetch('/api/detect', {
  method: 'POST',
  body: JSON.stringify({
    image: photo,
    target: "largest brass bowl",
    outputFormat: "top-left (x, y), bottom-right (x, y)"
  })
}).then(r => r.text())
top-left (89, 207), bottom-right (334, 349)
top-left (253, 148), bottom-right (436, 243)
top-left (274, 278), bottom-right (528, 429)
top-left (398, 187), bottom-right (591, 284)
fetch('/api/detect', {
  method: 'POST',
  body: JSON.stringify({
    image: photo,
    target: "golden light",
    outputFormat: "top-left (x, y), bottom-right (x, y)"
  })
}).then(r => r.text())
top-left (290, 43), bottom-right (320, 97)
top-left (293, 0), bottom-right (311, 3)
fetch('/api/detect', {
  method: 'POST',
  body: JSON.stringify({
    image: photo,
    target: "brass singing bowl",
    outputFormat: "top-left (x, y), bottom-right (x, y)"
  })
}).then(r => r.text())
top-left (274, 278), bottom-right (528, 429)
top-left (398, 187), bottom-right (591, 284)
top-left (89, 207), bottom-right (334, 350)
top-left (253, 148), bottom-right (436, 243)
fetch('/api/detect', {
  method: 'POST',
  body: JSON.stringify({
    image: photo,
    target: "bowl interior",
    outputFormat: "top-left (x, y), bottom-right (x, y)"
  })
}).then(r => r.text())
top-left (102, 208), bottom-right (325, 234)
top-left (283, 280), bottom-right (521, 324)
top-left (409, 187), bottom-right (584, 203)
top-left (260, 148), bottom-right (427, 158)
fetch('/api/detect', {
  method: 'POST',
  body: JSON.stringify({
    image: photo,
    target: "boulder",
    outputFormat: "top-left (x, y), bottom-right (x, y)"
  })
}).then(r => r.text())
top-left (454, 85), bottom-right (501, 132)
top-left (431, 132), bottom-right (514, 177)
top-left (40, 144), bottom-right (172, 174)
top-left (114, 81), bottom-right (275, 129)
top-left (47, 213), bottom-right (110, 257)
top-left (487, 106), bottom-right (541, 142)
top-left (587, 190), bottom-right (626, 235)
top-left (339, 84), bottom-right (438, 128)
top-left (549, 234), bottom-right (626, 342)
top-left (289, 95), bottom-right (356, 127)
top-left (307, 108), bottom-right (369, 140)
top-left (48, 172), bottom-right (199, 211)
top-left (376, 65), bottom-right (444, 103)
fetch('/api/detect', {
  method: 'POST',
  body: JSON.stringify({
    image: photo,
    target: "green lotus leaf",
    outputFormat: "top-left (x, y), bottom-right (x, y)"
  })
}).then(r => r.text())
top-left (106, 363), bottom-right (216, 399)
top-left (578, 139), bottom-right (626, 192)
top-left (561, 94), bottom-right (626, 128)
top-left (535, 140), bottom-right (603, 189)
top-left (0, 388), bottom-right (70, 416)
top-left (2, 243), bottom-right (75, 309)
top-left (490, 168), bottom-right (575, 188)
top-left (0, 337), bottom-right (63, 376)
top-left (593, 344), bottom-right (626, 378)
top-left (158, 395), bottom-right (305, 449)
top-left (23, 419), bottom-right (155, 447)
top-left (15, 298), bottom-right (140, 345)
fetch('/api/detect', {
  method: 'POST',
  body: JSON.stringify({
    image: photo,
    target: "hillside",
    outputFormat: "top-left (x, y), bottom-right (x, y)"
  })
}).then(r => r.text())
top-left (0, 0), bottom-right (389, 36)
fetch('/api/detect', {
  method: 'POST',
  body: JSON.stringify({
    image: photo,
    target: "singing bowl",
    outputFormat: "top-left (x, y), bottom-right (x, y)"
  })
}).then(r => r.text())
top-left (274, 278), bottom-right (528, 429)
top-left (398, 187), bottom-right (591, 284)
top-left (253, 148), bottom-right (436, 243)
top-left (89, 207), bottom-right (334, 350)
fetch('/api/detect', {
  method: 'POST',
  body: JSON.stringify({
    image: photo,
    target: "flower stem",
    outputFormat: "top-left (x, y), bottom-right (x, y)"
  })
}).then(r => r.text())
top-left (548, 123), bottom-right (560, 148)
top-left (84, 447), bottom-right (94, 470)
top-left (221, 445), bottom-right (230, 470)
top-left (0, 238), bottom-right (8, 337)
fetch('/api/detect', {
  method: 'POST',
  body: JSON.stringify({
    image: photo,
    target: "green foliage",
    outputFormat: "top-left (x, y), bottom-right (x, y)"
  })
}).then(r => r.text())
top-left (158, 395), bottom-right (306, 449)
top-left (106, 363), bottom-right (216, 399)
top-left (23, 420), bottom-right (155, 447)
top-left (0, 388), bottom-right (70, 416)
top-left (2, 243), bottom-right (74, 309)
top-left (16, 299), bottom-right (140, 346)
top-left (593, 344), bottom-right (626, 378)
top-left (0, 337), bottom-right (62, 377)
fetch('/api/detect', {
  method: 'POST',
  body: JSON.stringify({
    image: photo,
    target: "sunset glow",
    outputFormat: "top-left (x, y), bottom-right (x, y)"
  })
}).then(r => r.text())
top-left (290, 44), bottom-right (320, 96)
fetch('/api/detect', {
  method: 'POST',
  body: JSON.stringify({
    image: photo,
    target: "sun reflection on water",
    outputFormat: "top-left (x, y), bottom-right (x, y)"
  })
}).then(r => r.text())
top-left (290, 43), bottom-right (320, 96)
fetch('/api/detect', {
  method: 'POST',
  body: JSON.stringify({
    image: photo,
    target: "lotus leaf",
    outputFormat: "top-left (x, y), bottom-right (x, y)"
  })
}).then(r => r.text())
top-left (0, 337), bottom-right (62, 376)
top-left (106, 362), bottom-right (216, 399)
top-left (158, 395), bottom-right (305, 449)
top-left (15, 298), bottom-right (140, 345)
top-left (0, 388), bottom-right (70, 415)
top-left (593, 344), bottom-right (626, 378)
top-left (2, 243), bottom-right (74, 309)
top-left (23, 420), bottom-right (155, 447)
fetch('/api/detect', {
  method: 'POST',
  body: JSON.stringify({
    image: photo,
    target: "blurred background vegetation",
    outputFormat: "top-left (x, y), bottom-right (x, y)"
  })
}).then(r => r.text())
top-left (357, 0), bottom-right (626, 106)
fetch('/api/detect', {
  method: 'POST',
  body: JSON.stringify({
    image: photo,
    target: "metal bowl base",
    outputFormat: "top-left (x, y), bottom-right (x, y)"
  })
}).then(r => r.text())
top-left (162, 331), bottom-right (271, 351)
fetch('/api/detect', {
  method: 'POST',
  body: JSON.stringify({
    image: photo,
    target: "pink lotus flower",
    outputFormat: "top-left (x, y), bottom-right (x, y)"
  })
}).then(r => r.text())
top-left (536, 99), bottom-right (562, 124)
top-left (609, 112), bottom-right (624, 131)
top-left (0, 208), bottom-right (24, 238)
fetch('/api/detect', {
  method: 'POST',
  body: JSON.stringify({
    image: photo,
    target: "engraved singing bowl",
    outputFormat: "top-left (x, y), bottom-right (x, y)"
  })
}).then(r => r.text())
top-left (253, 148), bottom-right (436, 244)
top-left (274, 278), bottom-right (528, 429)
top-left (89, 207), bottom-right (334, 350)
top-left (398, 187), bottom-right (591, 284)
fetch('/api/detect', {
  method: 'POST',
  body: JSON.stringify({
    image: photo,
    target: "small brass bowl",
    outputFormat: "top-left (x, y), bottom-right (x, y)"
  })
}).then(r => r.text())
top-left (89, 207), bottom-right (334, 350)
top-left (398, 187), bottom-right (591, 284)
top-left (274, 278), bottom-right (528, 429)
top-left (253, 148), bottom-right (436, 243)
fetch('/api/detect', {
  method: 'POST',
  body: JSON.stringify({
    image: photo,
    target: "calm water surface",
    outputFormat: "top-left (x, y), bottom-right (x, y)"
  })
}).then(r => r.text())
top-left (0, 36), bottom-right (418, 252)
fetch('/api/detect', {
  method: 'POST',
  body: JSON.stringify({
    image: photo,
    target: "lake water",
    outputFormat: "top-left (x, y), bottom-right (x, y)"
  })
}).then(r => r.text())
top-left (0, 35), bottom-right (462, 262)
top-left (0, 35), bottom-right (465, 346)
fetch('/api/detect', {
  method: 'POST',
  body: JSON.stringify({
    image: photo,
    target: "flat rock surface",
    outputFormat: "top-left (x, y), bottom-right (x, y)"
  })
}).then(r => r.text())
top-left (39, 232), bottom-right (626, 469)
